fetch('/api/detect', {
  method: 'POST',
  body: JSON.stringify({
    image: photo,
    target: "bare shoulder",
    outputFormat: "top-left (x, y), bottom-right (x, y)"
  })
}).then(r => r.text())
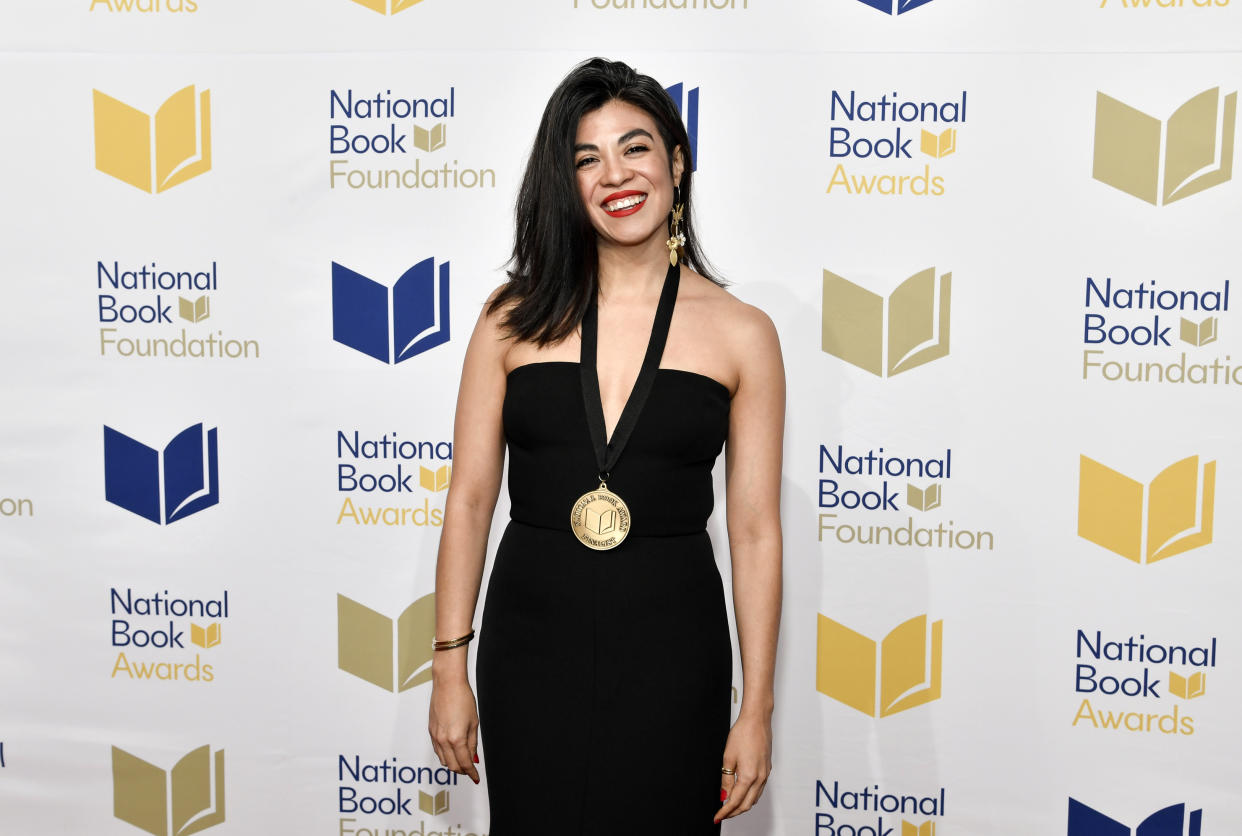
top-left (676, 270), bottom-right (782, 393)
top-left (467, 282), bottom-right (518, 362)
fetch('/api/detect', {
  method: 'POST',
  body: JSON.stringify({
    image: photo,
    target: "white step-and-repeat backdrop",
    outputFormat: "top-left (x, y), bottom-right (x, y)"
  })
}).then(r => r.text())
top-left (2, 1), bottom-right (1240, 834)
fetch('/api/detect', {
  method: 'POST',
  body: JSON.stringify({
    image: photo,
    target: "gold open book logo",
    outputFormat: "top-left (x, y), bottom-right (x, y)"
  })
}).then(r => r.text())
top-left (1180, 316), bottom-right (1218, 347)
top-left (349, 0), bottom-right (425, 13)
top-left (94, 86), bottom-right (211, 193)
top-left (816, 614), bottom-right (943, 717)
top-left (822, 268), bottom-right (951, 377)
top-left (337, 593), bottom-right (435, 692)
top-left (419, 465), bottom-right (451, 492)
top-left (903, 823), bottom-right (936, 836)
top-left (1170, 671), bottom-right (1206, 700)
top-left (420, 789), bottom-right (450, 815)
top-left (1078, 455), bottom-right (1215, 563)
top-left (1093, 87), bottom-right (1236, 206)
top-left (112, 745), bottom-right (225, 836)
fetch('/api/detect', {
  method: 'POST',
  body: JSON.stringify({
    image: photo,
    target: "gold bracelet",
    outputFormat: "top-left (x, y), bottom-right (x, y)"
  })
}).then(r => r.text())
top-left (432, 630), bottom-right (476, 651)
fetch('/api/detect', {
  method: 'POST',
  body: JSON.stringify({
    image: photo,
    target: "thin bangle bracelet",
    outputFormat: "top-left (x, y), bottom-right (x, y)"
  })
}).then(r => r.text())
top-left (432, 630), bottom-right (476, 651)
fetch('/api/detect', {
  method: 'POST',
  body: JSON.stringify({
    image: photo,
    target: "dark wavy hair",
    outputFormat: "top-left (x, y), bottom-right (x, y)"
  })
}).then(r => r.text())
top-left (489, 57), bottom-right (722, 345)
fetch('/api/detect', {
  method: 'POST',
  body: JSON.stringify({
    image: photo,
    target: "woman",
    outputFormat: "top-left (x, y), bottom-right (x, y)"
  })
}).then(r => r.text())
top-left (428, 58), bottom-right (784, 834)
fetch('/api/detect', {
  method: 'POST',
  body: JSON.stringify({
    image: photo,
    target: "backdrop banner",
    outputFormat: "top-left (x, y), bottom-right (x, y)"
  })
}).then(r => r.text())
top-left (2, 2), bottom-right (1240, 835)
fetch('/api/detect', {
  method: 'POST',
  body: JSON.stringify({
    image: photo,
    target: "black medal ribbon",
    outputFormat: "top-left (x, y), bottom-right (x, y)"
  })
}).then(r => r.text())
top-left (579, 261), bottom-right (681, 482)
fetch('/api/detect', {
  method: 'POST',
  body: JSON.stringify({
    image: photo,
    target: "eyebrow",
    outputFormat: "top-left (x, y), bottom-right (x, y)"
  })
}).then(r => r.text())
top-left (573, 128), bottom-right (655, 153)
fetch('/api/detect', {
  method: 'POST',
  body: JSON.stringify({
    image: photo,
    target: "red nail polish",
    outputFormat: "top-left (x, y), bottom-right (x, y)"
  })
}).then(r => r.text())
top-left (720, 789), bottom-right (728, 801)
top-left (473, 754), bottom-right (480, 763)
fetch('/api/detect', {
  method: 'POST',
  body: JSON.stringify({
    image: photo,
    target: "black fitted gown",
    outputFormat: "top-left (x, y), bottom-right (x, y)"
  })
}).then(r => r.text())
top-left (476, 360), bottom-right (733, 835)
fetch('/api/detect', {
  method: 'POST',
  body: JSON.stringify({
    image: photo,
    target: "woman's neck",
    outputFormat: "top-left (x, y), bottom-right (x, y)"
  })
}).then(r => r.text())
top-left (595, 237), bottom-right (670, 303)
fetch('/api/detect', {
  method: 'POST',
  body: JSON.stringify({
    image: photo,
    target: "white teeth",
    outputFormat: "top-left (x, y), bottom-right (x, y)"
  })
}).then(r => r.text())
top-left (605, 194), bottom-right (646, 212)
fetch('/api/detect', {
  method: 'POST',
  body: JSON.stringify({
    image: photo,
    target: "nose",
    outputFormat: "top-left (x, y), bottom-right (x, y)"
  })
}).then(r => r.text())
top-left (600, 151), bottom-right (630, 188)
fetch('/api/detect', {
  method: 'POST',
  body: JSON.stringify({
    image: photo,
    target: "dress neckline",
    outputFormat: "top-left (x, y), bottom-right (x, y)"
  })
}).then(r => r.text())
top-left (505, 361), bottom-right (730, 398)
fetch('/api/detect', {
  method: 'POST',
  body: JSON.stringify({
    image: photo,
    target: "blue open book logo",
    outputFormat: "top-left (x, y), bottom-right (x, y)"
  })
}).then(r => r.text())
top-left (1069, 799), bottom-right (1202, 836)
top-left (104, 423), bottom-right (219, 524)
top-left (665, 83), bottom-right (699, 172)
top-left (858, 0), bottom-right (936, 13)
top-left (332, 259), bottom-right (450, 364)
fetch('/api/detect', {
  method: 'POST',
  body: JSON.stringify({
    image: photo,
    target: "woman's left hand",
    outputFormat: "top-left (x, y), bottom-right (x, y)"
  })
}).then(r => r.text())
top-left (714, 712), bottom-right (773, 824)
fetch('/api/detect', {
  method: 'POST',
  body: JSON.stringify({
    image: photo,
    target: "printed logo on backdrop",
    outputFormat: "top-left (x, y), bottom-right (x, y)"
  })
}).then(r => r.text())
top-left (822, 268), bottom-right (951, 376)
top-left (1099, 0), bottom-right (1229, 7)
top-left (665, 83), bottom-right (700, 171)
top-left (1093, 87), bottom-right (1236, 206)
top-left (97, 261), bottom-right (260, 360)
top-left (816, 780), bottom-right (946, 836)
top-left (328, 88), bottom-right (496, 191)
top-left (332, 259), bottom-right (450, 364)
top-left (103, 424), bottom-right (219, 524)
top-left (94, 86), bottom-right (210, 193)
top-left (1079, 276), bottom-right (1236, 386)
top-left (1077, 454), bottom-right (1215, 564)
top-left (110, 587), bottom-right (230, 684)
top-left (338, 755), bottom-right (474, 835)
top-left (112, 745), bottom-right (224, 835)
top-left (89, 0), bottom-right (199, 12)
top-left (337, 593), bottom-right (435, 692)
top-left (826, 90), bottom-right (966, 196)
top-left (1071, 627), bottom-right (1218, 737)
top-left (1, 494), bottom-right (33, 519)
top-left (816, 614), bottom-right (942, 717)
top-left (573, 0), bottom-right (747, 12)
top-left (856, 0), bottom-right (935, 13)
top-left (1068, 799), bottom-right (1202, 835)
top-left (336, 431), bottom-right (452, 526)
top-left (818, 444), bottom-right (995, 551)
top-left (347, 0), bottom-right (424, 13)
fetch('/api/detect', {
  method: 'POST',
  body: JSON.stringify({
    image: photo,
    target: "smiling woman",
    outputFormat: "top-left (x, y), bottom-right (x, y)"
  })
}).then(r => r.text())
top-left (428, 58), bottom-right (784, 836)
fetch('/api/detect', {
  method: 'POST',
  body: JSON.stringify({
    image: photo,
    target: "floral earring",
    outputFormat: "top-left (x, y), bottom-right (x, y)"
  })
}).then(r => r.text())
top-left (666, 185), bottom-right (686, 267)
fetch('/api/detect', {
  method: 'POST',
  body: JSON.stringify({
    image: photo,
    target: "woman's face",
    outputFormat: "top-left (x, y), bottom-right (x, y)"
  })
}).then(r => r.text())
top-left (573, 99), bottom-right (684, 252)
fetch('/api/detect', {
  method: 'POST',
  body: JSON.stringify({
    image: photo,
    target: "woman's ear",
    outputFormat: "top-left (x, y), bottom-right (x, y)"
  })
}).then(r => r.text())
top-left (671, 145), bottom-right (686, 188)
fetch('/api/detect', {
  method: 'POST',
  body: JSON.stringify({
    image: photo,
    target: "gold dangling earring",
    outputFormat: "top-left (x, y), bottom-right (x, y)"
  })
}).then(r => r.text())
top-left (666, 186), bottom-right (686, 267)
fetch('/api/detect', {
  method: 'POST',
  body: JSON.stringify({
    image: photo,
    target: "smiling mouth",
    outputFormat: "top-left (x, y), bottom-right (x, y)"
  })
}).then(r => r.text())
top-left (603, 192), bottom-right (647, 216)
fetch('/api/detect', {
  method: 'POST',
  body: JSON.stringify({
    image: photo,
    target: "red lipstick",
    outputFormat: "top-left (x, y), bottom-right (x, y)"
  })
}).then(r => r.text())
top-left (601, 190), bottom-right (647, 217)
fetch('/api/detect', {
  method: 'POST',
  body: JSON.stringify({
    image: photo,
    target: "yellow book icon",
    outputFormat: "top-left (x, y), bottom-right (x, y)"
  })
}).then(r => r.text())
top-left (350, 0), bottom-right (424, 13)
top-left (920, 128), bottom-right (956, 159)
top-left (419, 789), bottom-right (450, 815)
top-left (907, 483), bottom-right (941, 512)
top-left (1170, 671), bottom-right (1205, 700)
top-left (190, 623), bottom-right (220, 649)
top-left (337, 593), bottom-right (435, 692)
top-left (419, 464), bottom-right (451, 492)
top-left (179, 296), bottom-right (210, 324)
top-left (94, 85), bottom-right (212, 194)
top-left (816, 614), bottom-right (943, 717)
top-left (903, 822), bottom-right (936, 836)
top-left (1180, 316), bottom-right (1218, 347)
top-left (822, 268), bottom-right (951, 377)
top-left (586, 506), bottom-right (617, 535)
top-left (413, 123), bottom-right (446, 152)
top-left (1093, 87), bottom-right (1237, 206)
top-left (112, 745), bottom-right (225, 836)
top-left (1078, 455), bottom-right (1215, 564)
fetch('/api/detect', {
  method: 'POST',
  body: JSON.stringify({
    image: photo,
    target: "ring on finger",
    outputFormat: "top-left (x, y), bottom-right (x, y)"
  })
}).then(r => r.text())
top-left (720, 767), bottom-right (736, 775)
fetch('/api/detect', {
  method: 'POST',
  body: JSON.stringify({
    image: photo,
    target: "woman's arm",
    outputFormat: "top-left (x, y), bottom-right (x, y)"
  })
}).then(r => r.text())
top-left (428, 295), bottom-right (509, 784)
top-left (715, 304), bottom-right (785, 823)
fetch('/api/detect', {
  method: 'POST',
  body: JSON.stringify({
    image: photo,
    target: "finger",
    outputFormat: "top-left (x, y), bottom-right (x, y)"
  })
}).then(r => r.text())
top-left (736, 771), bottom-right (768, 817)
top-left (431, 740), bottom-right (447, 768)
top-left (438, 735), bottom-right (466, 778)
top-left (452, 739), bottom-right (480, 784)
top-left (714, 768), bottom-right (743, 822)
top-left (716, 770), bottom-right (755, 821)
top-left (468, 726), bottom-right (479, 768)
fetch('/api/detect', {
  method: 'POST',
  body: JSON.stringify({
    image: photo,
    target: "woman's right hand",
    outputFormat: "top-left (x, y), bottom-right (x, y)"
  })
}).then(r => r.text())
top-left (428, 674), bottom-right (481, 784)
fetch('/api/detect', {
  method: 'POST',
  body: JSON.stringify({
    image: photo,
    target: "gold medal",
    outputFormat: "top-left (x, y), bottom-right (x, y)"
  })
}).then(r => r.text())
top-left (569, 482), bottom-right (631, 550)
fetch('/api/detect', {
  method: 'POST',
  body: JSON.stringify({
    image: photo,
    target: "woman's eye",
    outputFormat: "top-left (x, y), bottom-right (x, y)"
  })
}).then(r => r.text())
top-left (575, 156), bottom-right (597, 169)
top-left (625, 144), bottom-right (649, 155)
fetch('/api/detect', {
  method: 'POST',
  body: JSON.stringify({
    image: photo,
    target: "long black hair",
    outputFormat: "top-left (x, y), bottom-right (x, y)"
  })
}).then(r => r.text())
top-left (489, 57), bottom-right (722, 346)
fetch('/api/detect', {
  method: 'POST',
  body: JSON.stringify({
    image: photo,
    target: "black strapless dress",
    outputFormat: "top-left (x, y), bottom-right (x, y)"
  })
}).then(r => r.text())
top-left (476, 361), bottom-right (732, 835)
